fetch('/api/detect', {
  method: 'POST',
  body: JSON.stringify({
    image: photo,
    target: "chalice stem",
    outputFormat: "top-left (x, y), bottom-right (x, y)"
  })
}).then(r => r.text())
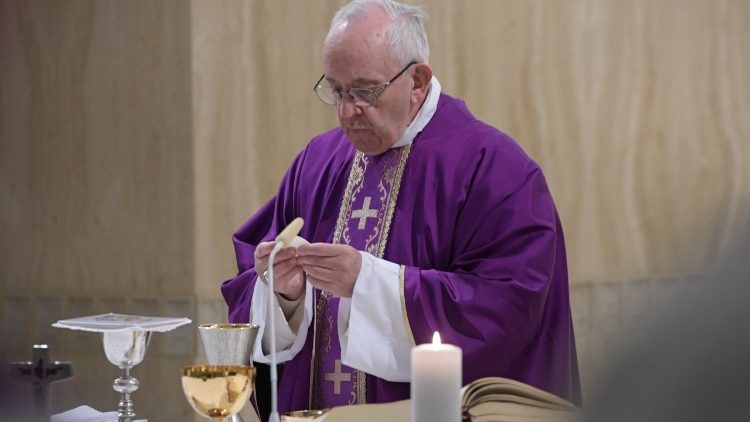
top-left (113, 366), bottom-right (139, 422)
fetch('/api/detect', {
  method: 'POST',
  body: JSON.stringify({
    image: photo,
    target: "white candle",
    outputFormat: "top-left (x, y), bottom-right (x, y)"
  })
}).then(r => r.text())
top-left (411, 332), bottom-right (462, 422)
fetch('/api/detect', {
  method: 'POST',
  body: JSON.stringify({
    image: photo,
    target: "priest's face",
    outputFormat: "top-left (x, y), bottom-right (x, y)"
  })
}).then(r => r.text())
top-left (322, 15), bottom-right (419, 156)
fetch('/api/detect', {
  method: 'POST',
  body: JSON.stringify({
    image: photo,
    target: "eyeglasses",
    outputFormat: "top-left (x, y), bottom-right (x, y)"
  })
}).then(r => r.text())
top-left (313, 61), bottom-right (418, 107)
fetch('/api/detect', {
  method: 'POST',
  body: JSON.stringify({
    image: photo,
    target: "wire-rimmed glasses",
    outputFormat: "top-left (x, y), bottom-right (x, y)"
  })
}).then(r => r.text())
top-left (313, 61), bottom-right (417, 107)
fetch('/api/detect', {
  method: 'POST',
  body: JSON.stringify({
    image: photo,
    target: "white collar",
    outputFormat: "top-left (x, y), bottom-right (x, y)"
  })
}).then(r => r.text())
top-left (391, 76), bottom-right (441, 149)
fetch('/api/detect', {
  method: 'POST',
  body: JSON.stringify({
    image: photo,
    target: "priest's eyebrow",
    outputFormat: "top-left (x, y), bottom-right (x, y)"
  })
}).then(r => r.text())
top-left (325, 75), bottom-right (383, 88)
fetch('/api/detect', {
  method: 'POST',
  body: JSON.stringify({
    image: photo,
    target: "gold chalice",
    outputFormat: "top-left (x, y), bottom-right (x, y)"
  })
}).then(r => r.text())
top-left (182, 365), bottom-right (256, 421)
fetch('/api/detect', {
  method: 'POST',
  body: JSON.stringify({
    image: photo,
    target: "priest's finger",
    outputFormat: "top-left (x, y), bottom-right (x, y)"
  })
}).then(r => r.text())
top-left (255, 247), bottom-right (296, 274)
top-left (274, 247), bottom-right (298, 262)
top-left (307, 277), bottom-right (336, 294)
top-left (311, 276), bottom-right (355, 297)
top-left (272, 261), bottom-right (301, 283)
top-left (302, 265), bottom-right (337, 283)
top-left (254, 242), bottom-right (276, 259)
top-left (278, 280), bottom-right (305, 301)
top-left (297, 254), bottom-right (338, 271)
top-left (272, 255), bottom-right (298, 273)
top-left (274, 270), bottom-right (300, 290)
top-left (274, 269), bottom-right (305, 300)
top-left (297, 243), bottom-right (343, 257)
top-left (297, 245), bottom-right (360, 272)
top-left (255, 243), bottom-right (296, 260)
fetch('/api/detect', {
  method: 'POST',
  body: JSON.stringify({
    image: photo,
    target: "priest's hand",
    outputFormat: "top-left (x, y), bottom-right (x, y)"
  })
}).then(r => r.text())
top-left (254, 241), bottom-right (305, 301)
top-left (296, 243), bottom-right (362, 298)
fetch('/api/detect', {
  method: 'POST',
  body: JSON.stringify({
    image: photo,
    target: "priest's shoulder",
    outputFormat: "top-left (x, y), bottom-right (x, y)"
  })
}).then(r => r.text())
top-left (427, 114), bottom-right (537, 176)
top-left (434, 94), bottom-right (534, 165)
top-left (471, 123), bottom-right (542, 187)
top-left (468, 122), bottom-right (533, 166)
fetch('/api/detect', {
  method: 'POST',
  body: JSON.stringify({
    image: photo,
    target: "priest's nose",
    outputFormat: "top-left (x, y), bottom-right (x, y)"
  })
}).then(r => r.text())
top-left (337, 98), bottom-right (361, 118)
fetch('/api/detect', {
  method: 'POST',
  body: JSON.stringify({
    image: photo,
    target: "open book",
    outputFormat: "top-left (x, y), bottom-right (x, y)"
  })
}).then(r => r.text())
top-left (288, 377), bottom-right (579, 422)
top-left (458, 377), bottom-right (579, 422)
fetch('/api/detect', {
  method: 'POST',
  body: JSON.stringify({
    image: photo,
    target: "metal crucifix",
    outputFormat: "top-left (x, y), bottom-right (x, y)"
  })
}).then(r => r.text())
top-left (9, 344), bottom-right (74, 420)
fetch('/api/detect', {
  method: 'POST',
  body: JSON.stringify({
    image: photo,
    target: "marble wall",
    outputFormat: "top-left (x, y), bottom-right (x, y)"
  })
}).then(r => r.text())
top-left (1, 0), bottom-right (748, 420)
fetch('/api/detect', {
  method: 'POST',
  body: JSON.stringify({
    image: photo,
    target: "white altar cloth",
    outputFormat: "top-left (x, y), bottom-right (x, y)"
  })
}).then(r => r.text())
top-left (51, 405), bottom-right (146, 422)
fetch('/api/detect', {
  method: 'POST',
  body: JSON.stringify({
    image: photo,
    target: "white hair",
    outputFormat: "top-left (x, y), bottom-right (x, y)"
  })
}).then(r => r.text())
top-left (326, 0), bottom-right (430, 66)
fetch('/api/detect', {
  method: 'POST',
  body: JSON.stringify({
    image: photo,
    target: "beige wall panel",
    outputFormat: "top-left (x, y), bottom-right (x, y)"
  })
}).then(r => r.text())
top-left (0, 0), bottom-right (194, 296)
top-left (191, 0), bottom-right (343, 296)
top-left (1, 0), bottom-right (195, 419)
top-left (191, 0), bottom-right (258, 297)
top-left (245, 0), bottom-right (342, 196)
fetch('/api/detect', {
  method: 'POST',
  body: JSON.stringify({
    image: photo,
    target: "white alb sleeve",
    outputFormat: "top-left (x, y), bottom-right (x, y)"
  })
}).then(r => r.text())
top-left (338, 251), bottom-right (414, 382)
top-left (251, 275), bottom-right (313, 364)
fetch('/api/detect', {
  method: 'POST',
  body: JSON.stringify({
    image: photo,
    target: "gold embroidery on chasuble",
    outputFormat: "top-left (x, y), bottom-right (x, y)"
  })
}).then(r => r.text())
top-left (309, 145), bottom-right (412, 409)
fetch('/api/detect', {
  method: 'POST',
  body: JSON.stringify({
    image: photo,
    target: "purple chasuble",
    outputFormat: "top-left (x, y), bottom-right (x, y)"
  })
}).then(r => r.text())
top-left (221, 93), bottom-right (582, 412)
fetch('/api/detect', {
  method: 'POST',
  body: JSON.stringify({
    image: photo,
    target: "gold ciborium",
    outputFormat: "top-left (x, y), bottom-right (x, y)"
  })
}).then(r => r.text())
top-left (182, 365), bottom-right (256, 421)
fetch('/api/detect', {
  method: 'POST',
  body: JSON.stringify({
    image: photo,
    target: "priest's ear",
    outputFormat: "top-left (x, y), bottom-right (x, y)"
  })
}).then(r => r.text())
top-left (410, 63), bottom-right (433, 102)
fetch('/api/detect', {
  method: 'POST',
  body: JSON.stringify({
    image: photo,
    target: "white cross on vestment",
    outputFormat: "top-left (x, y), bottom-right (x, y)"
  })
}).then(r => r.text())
top-left (324, 359), bottom-right (351, 395)
top-left (351, 196), bottom-right (378, 230)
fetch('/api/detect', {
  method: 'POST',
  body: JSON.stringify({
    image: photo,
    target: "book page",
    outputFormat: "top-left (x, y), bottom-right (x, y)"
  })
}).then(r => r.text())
top-left (319, 399), bottom-right (410, 422)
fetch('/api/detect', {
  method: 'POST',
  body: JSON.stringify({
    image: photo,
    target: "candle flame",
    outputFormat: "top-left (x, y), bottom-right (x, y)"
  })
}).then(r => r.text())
top-left (432, 331), bottom-right (441, 345)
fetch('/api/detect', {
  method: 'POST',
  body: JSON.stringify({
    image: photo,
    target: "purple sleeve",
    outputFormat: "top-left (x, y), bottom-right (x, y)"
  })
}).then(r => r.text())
top-left (220, 148), bottom-right (309, 323)
top-left (220, 197), bottom-right (274, 323)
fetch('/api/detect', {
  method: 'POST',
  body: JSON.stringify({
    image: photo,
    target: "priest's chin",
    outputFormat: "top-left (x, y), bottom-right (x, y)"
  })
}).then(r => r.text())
top-left (344, 131), bottom-right (389, 156)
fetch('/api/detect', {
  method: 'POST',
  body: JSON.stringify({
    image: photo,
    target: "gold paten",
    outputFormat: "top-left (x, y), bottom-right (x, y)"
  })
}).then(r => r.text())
top-left (283, 409), bottom-right (328, 420)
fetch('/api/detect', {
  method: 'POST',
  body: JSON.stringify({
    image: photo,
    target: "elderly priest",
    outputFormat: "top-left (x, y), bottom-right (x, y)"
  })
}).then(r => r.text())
top-left (221, 0), bottom-right (581, 414)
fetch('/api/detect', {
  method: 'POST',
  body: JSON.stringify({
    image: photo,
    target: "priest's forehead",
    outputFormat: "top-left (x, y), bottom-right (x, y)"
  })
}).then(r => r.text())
top-left (322, 9), bottom-right (400, 85)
